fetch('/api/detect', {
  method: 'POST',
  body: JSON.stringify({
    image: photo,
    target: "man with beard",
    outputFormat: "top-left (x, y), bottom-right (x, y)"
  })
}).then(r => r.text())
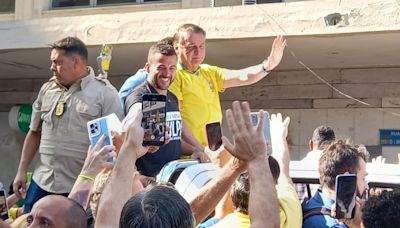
top-left (122, 43), bottom-right (207, 177)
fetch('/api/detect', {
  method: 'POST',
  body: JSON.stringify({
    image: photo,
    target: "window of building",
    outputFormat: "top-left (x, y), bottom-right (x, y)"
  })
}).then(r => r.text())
top-left (0, 0), bottom-right (15, 13)
top-left (96, 0), bottom-right (134, 5)
top-left (52, 0), bottom-right (177, 8)
top-left (257, 0), bottom-right (282, 3)
top-left (52, 0), bottom-right (90, 8)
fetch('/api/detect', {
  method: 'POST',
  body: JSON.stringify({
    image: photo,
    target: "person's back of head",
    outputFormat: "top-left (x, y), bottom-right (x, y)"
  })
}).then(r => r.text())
top-left (311, 125), bottom-right (335, 150)
top-left (319, 139), bottom-right (367, 190)
top-left (362, 190), bottom-right (400, 228)
top-left (231, 156), bottom-right (280, 215)
top-left (119, 185), bottom-right (194, 228)
top-left (158, 37), bottom-right (174, 46)
top-left (27, 195), bottom-right (86, 228)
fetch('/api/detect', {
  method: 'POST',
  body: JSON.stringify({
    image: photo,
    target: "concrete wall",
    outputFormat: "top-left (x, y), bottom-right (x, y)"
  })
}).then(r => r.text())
top-left (220, 67), bottom-right (400, 162)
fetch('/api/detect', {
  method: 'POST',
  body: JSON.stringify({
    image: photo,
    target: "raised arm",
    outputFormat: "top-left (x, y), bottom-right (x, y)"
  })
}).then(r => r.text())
top-left (270, 113), bottom-right (293, 185)
top-left (223, 101), bottom-right (280, 228)
top-left (190, 157), bottom-right (246, 225)
top-left (68, 135), bottom-right (116, 208)
top-left (223, 36), bottom-right (286, 89)
top-left (95, 113), bottom-right (148, 228)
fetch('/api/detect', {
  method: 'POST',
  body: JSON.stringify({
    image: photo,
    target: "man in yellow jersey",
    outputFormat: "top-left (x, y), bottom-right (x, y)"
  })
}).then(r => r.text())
top-left (169, 24), bottom-right (287, 145)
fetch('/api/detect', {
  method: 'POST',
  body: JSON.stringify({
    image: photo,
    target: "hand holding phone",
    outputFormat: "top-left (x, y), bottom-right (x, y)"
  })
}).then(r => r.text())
top-left (206, 122), bottom-right (223, 151)
top-left (142, 94), bottom-right (166, 146)
top-left (87, 113), bottom-right (120, 163)
top-left (335, 174), bottom-right (357, 219)
top-left (0, 189), bottom-right (9, 221)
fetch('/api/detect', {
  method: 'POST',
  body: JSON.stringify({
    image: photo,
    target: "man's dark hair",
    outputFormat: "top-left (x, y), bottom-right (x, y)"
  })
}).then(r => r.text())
top-left (173, 24), bottom-right (206, 45)
top-left (158, 37), bottom-right (174, 46)
top-left (147, 43), bottom-right (176, 63)
top-left (362, 190), bottom-right (400, 228)
top-left (231, 156), bottom-right (280, 215)
top-left (119, 185), bottom-right (194, 228)
top-left (319, 139), bottom-right (367, 189)
top-left (312, 125), bottom-right (335, 150)
top-left (50, 36), bottom-right (88, 61)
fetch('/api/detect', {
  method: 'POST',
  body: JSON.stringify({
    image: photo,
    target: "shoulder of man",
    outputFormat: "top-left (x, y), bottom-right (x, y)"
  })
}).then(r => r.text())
top-left (40, 76), bottom-right (59, 91)
top-left (94, 76), bottom-right (113, 86)
top-left (88, 77), bottom-right (120, 94)
top-left (199, 63), bottom-right (220, 70)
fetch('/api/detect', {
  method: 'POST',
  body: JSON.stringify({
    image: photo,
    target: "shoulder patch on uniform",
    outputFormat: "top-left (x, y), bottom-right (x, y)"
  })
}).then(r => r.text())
top-left (95, 76), bottom-right (111, 85)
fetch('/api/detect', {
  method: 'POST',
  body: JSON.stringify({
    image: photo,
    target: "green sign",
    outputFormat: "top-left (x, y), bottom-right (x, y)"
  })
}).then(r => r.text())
top-left (17, 104), bottom-right (32, 133)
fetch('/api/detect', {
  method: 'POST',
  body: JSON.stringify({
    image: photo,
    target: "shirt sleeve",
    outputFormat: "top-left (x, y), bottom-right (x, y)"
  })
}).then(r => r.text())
top-left (168, 73), bottom-right (183, 101)
top-left (277, 183), bottom-right (303, 228)
top-left (102, 85), bottom-right (125, 121)
top-left (121, 103), bottom-right (142, 132)
top-left (210, 65), bottom-right (225, 93)
top-left (29, 83), bottom-right (47, 131)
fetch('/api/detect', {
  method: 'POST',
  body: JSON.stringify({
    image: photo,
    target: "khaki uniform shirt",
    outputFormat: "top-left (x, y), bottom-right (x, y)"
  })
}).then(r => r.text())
top-left (30, 67), bottom-right (124, 193)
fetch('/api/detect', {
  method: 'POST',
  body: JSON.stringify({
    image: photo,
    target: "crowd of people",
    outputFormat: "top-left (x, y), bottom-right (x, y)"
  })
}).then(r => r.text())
top-left (0, 23), bottom-right (399, 228)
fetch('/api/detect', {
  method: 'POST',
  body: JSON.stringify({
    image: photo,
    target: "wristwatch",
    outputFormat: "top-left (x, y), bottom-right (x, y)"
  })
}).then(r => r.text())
top-left (262, 59), bottom-right (272, 74)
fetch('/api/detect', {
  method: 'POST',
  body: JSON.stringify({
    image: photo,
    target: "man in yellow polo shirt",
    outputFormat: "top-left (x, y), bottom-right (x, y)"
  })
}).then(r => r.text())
top-left (169, 24), bottom-right (287, 145)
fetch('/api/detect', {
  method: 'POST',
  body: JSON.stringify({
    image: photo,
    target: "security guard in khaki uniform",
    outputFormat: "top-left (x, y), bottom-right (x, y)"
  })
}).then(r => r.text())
top-left (12, 37), bottom-right (124, 213)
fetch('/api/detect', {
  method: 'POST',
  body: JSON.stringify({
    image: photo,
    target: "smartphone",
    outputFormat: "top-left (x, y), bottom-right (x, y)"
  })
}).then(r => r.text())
top-left (250, 111), bottom-right (272, 155)
top-left (335, 174), bottom-right (357, 219)
top-left (87, 113), bottom-right (120, 162)
top-left (206, 122), bottom-right (223, 151)
top-left (0, 189), bottom-right (9, 221)
top-left (142, 94), bottom-right (166, 146)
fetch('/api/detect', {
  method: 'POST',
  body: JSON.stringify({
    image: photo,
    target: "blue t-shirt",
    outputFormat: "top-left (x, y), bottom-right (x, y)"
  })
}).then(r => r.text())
top-left (303, 190), bottom-right (348, 228)
top-left (118, 68), bottom-right (147, 110)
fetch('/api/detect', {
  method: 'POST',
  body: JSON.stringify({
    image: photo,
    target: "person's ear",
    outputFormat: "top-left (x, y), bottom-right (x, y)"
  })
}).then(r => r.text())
top-left (309, 140), bottom-right (313, 150)
top-left (72, 55), bottom-right (80, 70)
top-left (145, 63), bottom-right (151, 73)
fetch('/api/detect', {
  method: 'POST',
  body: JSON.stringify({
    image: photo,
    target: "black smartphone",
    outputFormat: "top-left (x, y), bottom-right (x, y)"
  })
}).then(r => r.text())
top-left (335, 174), bottom-right (357, 219)
top-left (0, 189), bottom-right (9, 221)
top-left (142, 94), bottom-right (167, 146)
top-left (206, 122), bottom-right (222, 151)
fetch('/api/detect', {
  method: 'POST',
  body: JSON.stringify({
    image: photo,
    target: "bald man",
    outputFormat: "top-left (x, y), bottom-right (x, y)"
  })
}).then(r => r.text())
top-left (26, 195), bottom-right (86, 228)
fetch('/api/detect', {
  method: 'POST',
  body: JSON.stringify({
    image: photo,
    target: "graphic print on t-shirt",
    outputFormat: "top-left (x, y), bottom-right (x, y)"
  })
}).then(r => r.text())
top-left (166, 111), bottom-right (182, 141)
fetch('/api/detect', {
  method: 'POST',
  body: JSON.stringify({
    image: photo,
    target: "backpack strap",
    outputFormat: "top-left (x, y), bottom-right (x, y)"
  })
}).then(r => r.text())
top-left (303, 207), bottom-right (332, 222)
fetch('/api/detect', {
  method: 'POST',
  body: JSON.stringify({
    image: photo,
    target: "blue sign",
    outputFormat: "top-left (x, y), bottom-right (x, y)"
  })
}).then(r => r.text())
top-left (380, 129), bottom-right (400, 146)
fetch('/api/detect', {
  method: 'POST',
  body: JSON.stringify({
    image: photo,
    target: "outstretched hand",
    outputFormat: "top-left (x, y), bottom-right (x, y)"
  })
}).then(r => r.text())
top-left (222, 101), bottom-right (267, 162)
top-left (265, 35), bottom-right (287, 71)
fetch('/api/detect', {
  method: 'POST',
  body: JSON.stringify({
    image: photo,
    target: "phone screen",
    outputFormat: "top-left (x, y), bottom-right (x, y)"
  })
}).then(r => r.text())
top-left (0, 189), bottom-right (9, 221)
top-left (142, 94), bottom-right (166, 146)
top-left (250, 112), bottom-right (272, 155)
top-left (335, 174), bottom-right (357, 219)
top-left (206, 122), bottom-right (222, 151)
